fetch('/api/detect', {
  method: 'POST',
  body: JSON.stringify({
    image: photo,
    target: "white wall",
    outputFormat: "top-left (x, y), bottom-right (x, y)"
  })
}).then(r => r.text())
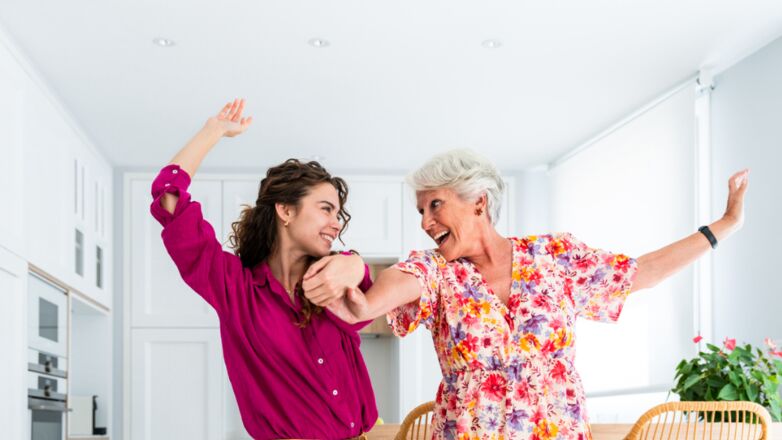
top-left (710, 36), bottom-right (782, 349)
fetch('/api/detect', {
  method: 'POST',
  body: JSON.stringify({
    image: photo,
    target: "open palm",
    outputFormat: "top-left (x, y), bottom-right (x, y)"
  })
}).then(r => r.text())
top-left (211, 98), bottom-right (253, 137)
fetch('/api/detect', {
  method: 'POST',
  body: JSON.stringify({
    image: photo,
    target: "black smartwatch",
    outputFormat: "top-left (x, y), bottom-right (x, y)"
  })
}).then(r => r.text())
top-left (698, 225), bottom-right (718, 249)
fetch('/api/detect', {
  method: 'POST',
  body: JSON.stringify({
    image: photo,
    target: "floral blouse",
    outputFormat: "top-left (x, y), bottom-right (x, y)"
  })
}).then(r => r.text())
top-left (388, 233), bottom-right (638, 440)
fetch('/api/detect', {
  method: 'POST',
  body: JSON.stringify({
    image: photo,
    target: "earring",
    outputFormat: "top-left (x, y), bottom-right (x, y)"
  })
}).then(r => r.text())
top-left (475, 208), bottom-right (483, 216)
top-left (284, 220), bottom-right (290, 227)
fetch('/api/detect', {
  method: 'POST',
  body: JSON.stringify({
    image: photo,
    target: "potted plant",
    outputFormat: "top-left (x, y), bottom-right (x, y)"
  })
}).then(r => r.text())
top-left (671, 336), bottom-right (782, 422)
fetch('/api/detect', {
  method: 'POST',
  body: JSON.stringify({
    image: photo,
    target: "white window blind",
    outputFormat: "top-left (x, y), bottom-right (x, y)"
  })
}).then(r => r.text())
top-left (549, 85), bottom-right (696, 395)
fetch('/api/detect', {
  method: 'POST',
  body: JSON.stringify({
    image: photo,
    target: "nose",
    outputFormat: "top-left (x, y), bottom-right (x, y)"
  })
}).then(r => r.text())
top-left (330, 214), bottom-right (342, 233)
top-left (420, 210), bottom-right (435, 234)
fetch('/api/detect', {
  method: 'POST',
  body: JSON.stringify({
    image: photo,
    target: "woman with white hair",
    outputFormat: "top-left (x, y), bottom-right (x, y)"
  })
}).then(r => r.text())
top-left (304, 149), bottom-right (749, 440)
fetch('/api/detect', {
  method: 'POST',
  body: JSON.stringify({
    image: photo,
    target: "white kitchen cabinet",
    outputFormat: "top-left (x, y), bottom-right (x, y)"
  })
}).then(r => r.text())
top-left (128, 175), bottom-right (221, 328)
top-left (0, 246), bottom-right (29, 440)
top-left (130, 328), bottom-right (223, 440)
top-left (0, 58), bottom-right (25, 256)
top-left (339, 177), bottom-right (403, 257)
top-left (22, 84), bottom-right (73, 282)
top-left (70, 145), bottom-right (113, 307)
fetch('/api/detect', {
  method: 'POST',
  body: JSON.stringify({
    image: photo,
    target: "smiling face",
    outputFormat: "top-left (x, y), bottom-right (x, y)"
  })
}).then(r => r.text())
top-left (280, 182), bottom-right (343, 257)
top-left (417, 187), bottom-right (487, 261)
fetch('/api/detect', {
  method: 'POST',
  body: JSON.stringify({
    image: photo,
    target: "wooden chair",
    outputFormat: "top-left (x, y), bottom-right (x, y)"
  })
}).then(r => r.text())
top-left (395, 401), bottom-right (435, 440)
top-left (625, 401), bottom-right (773, 440)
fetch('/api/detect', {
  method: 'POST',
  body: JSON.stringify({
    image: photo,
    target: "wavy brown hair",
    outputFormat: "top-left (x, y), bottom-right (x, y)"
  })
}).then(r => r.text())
top-left (228, 159), bottom-right (351, 327)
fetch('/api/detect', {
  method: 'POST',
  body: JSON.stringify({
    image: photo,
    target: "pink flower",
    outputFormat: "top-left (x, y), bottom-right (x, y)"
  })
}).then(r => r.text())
top-left (693, 335), bottom-right (703, 344)
top-left (723, 337), bottom-right (736, 351)
top-left (764, 337), bottom-right (777, 350)
top-left (772, 350), bottom-right (782, 358)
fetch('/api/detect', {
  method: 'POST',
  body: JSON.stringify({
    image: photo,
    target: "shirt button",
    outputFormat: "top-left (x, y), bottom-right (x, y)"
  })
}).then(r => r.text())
top-left (317, 358), bottom-right (324, 365)
top-left (350, 422), bottom-right (355, 428)
top-left (332, 389), bottom-right (338, 396)
top-left (172, 169), bottom-right (178, 174)
top-left (164, 183), bottom-right (170, 187)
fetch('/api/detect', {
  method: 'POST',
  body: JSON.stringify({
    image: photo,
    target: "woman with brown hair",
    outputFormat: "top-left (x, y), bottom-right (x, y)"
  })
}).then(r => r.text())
top-left (150, 98), bottom-right (377, 439)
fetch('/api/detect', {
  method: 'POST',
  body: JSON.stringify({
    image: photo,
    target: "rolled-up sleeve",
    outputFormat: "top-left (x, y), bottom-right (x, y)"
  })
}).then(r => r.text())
top-left (150, 164), bottom-right (246, 315)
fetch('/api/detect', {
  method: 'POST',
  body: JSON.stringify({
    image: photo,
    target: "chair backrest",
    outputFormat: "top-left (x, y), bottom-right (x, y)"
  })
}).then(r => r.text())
top-left (625, 401), bottom-right (773, 440)
top-left (395, 401), bottom-right (435, 440)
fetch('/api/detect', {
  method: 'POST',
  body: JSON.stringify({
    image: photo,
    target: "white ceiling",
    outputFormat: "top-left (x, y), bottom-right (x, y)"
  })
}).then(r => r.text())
top-left (1, 0), bottom-right (782, 171)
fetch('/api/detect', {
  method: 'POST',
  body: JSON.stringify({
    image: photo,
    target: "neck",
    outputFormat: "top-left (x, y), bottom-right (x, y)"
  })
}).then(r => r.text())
top-left (267, 238), bottom-right (310, 295)
top-left (468, 226), bottom-right (510, 272)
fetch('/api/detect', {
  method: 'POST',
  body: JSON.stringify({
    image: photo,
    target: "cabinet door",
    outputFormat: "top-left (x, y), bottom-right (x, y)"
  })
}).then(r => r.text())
top-left (129, 177), bottom-right (221, 327)
top-left (339, 179), bottom-right (403, 257)
top-left (0, 71), bottom-right (25, 256)
top-left (0, 247), bottom-right (29, 440)
top-left (130, 328), bottom-right (222, 440)
top-left (23, 85), bottom-right (72, 280)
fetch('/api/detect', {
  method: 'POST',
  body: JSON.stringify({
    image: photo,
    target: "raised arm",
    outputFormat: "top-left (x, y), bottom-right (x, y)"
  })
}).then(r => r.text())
top-left (632, 169), bottom-right (749, 291)
top-left (161, 98), bottom-right (252, 214)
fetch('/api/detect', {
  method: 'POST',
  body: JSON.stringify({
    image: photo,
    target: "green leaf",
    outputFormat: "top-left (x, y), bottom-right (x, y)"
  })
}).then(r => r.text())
top-left (717, 383), bottom-right (738, 401)
top-left (706, 343), bottom-right (721, 352)
top-left (728, 371), bottom-right (741, 387)
top-left (683, 374), bottom-right (703, 391)
top-left (747, 384), bottom-right (759, 402)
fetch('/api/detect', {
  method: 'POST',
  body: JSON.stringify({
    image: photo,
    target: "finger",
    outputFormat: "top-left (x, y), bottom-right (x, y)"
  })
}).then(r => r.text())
top-left (232, 99), bottom-right (245, 122)
top-left (244, 116), bottom-right (254, 128)
top-left (304, 257), bottom-right (332, 280)
top-left (218, 102), bottom-right (231, 119)
top-left (228, 98), bottom-right (239, 119)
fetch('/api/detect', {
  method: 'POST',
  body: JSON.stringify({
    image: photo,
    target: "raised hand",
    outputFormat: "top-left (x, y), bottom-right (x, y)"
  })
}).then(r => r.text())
top-left (723, 169), bottom-right (749, 228)
top-left (209, 98), bottom-right (253, 137)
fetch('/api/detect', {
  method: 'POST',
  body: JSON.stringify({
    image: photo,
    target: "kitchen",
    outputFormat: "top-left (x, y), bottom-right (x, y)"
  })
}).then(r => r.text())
top-left (1, 2), bottom-right (782, 439)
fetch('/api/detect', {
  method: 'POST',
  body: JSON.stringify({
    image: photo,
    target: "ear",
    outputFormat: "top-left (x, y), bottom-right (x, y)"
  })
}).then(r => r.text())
top-left (274, 203), bottom-right (295, 225)
top-left (474, 193), bottom-right (488, 212)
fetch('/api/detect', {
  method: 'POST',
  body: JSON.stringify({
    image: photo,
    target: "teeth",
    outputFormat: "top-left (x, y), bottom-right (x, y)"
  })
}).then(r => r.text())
top-left (433, 230), bottom-right (450, 241)
top-left (321, 234), bottom-right (334, 243)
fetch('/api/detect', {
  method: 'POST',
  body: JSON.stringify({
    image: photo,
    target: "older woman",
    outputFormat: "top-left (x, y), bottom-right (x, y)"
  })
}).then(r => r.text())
top-left (305, 149), bottom-right (749, 440)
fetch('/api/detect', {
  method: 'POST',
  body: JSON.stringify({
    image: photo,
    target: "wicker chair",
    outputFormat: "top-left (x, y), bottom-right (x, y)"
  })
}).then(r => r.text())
top-left (395, 401), bottom-right (435, 440)
top-left (625, 401), bottom-right (773, 440)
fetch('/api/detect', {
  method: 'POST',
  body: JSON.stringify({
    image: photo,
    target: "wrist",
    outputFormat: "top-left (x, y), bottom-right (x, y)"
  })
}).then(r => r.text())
top-left (203, 118), bottom-right (227, 137)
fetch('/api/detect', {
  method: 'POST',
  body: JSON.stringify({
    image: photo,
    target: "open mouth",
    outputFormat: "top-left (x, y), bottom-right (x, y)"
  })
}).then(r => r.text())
top-left (433, 230), bottom-right (450, 246)
top-left (320, 233), bottom-right (335, 244)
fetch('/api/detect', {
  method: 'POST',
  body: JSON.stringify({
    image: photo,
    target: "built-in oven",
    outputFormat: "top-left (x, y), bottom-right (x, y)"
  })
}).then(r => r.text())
top-left (27, 273), bottom-right (68, 358)
top-left (28, 350), bottom-right (68, 440)
top-left (27, 271), bottom-right (69, 440)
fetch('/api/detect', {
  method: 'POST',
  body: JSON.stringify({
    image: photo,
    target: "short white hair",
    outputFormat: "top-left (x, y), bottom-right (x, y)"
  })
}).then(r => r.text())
top-left (407, 149), bottom-right (505, 225)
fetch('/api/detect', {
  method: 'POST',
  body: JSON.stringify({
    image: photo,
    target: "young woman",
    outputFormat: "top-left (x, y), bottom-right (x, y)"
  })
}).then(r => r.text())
top-left (150, 99), bottom-right (377, 439)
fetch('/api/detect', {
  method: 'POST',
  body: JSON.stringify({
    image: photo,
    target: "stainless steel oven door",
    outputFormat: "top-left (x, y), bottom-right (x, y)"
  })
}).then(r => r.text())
top-left (28, 397), bottom-right (67, 440)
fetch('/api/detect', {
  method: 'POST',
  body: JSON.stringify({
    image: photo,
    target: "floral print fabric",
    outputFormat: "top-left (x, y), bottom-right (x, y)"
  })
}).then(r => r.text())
top-left (388, 233), bottom-right (638, 440)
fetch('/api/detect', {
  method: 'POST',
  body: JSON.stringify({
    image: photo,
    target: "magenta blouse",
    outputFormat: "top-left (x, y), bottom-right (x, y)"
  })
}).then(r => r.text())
top-left (150, 164), bottom-right (378, 440)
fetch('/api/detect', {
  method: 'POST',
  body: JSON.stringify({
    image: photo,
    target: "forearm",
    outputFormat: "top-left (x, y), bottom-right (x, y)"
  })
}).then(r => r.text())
top-left (170, 119), bottom-right (225, 177)
top-left (357, 268), bottom-right (422, 320)
top-left (161, 120), bottom-right (225, 214)
top-left (633, 216), bottom-right (740, 291)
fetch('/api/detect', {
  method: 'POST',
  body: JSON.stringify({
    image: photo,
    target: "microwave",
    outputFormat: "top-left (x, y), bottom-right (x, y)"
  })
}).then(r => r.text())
top-left (27, 273), bottom-right (68, 357)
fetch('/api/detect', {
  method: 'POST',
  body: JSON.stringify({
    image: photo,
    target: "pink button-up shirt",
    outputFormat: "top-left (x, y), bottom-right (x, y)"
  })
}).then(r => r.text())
top-left (150, 164), bottom-right (378, 440)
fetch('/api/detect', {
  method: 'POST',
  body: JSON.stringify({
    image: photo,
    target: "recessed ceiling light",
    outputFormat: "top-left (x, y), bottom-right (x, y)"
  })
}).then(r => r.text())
top-left (308, 38), bottom-right (330, 48)
top-left (152, 38), bottom-right (176, 47)
top-left (481, 39), bottom-right (502, 49)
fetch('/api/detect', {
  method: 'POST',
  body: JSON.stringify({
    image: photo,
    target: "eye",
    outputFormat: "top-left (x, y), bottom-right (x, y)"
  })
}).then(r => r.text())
top-left (430, 199), bottom-right (442, 210)
top-left (322, 206), bottom-right (333, 213)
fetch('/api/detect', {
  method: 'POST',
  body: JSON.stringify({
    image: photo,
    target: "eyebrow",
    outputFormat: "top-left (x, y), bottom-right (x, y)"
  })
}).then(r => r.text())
top-left (319, 201), bottom-right (336, 209)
